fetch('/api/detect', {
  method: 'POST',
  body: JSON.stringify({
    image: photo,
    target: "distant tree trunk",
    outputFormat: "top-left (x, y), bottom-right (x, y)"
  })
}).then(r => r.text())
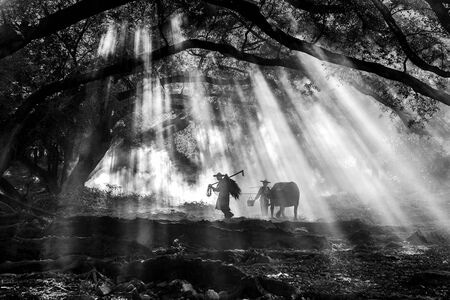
top-left (61, 133), bottom-right (110, 193)
top-left (0, 123), bottom-right (23, 182)
top-left (46, 143), bottom-right (60, 182)
top-left (61, 113), bottom-right (113, 193)
top-left (60, 139), bottom-right (75, 187)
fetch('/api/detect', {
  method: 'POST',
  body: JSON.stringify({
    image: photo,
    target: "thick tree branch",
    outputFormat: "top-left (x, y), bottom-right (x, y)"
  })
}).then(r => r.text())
top-left (160, 74), bottom-right (251, 85)
top-left (10, 39), bottom-right (305, 127)
top-left (0, 38), bottom-right (304, 175)
top-left (114, 75), bottom-right (251, 103)
top-left (3, 34), bottom-right (449, 176)
top-left (285, 0), bottom-right (345, 14)
top-left (0, 0), bottom-right (137, 59)
top-left (205, 0), bottom-right (450, 106)
top-left (371, 0), bottom-right (450, 77)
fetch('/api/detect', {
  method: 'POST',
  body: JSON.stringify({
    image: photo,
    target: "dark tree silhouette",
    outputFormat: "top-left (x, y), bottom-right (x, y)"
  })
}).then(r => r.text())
top-left (0, 0), bottom-right (449, 203)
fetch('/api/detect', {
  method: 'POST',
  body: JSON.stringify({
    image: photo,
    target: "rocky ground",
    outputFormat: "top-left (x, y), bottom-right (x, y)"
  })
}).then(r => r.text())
top-left (0, 211), bottom-right (449, 299)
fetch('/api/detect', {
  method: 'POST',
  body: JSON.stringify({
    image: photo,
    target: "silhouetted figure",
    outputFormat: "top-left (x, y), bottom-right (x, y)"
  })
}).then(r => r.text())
top-left (254, 179), bottom-right (271, 217)
top-left (210, 172), bottom-right (241, 219)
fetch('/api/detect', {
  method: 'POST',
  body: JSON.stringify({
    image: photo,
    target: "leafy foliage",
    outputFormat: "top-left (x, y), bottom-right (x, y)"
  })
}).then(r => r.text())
top-left (0, 0), bottom-right (449, 198)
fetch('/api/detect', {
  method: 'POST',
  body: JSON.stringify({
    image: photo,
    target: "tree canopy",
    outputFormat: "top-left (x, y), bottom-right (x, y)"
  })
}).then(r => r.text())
top-left (0, 0), bottom-right (449, 202)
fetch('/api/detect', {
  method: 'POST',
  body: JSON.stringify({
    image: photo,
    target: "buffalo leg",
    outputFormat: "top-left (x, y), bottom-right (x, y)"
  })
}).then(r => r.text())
top-left (294, 205), bottom-right (298, 220)
top-left (270, 204), bottom-right (274, 218)
top-left (276, 207), bottom-right (284, 218)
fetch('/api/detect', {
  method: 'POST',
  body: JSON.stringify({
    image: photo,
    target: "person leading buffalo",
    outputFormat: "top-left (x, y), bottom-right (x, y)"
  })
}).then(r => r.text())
top-left (254, 179), bottom-right (271, 217)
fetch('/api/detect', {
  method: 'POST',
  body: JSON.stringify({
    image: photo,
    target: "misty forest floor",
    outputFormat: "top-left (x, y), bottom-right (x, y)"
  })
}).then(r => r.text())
top-left (0, 205), bottom-right (449, 299)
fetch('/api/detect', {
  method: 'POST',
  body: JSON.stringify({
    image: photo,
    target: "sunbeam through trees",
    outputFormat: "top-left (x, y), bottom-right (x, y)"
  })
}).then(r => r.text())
top-left (0, 0), bottom-right (449, 298)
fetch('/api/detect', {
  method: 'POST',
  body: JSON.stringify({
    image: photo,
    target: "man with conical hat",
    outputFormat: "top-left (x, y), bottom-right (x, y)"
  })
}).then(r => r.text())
top-left (209, 172), bottom-right (241, 219)
top-left (254, 179), bottom-right (271, 217)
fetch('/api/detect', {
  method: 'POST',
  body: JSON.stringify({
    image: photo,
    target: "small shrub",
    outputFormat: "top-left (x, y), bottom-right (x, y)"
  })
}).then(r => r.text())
top-left (58, 186), bottom-right (158, 216)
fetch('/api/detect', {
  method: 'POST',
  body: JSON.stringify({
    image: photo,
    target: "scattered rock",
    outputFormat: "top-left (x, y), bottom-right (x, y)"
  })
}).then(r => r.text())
top-left (204, 289), bottom-right (219, 300)
top-left (218, 290), bottom-right (229, 299)
top-left (139, 293), bottom-right (155, 300)
top-left (114, 279), bottom-right (145, 295)
top-left (152, 279), bottom-right (199, 298)
top-left (259, 277), bottom-right (301, 298)
top-left (129, 279), bottom-right (146, 292)
top-left (97, 280), bottom-right (114, 295)
top-left (176, 279), bottom-right (197, 296)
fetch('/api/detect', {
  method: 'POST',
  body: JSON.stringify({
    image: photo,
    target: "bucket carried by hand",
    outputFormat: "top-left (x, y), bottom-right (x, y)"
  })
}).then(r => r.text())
top-left (247, 196), bottom-right (255, 207)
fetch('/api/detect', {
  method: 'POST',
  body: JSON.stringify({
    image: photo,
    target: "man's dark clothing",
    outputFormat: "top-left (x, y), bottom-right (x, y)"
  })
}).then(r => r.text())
top-left (213, 177), bottom-right (234, 218)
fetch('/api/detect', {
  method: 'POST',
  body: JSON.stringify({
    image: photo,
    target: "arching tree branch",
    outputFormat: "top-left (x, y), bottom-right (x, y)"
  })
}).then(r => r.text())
top-left (7, 37), bottom-right (450, 140)
top-left (285, 0), bottom-right (345, 14)
top-left (9, 39), bottom-right (305, 127)
top-left (205, 0), bottom-right (450, 106)
top-left (0, 38), bottom-right (305, 176)
top-left (3, 35), bottom-right (449, 177)
top-left (0, 0), bottom-right (137, 59)
top-left (371, 0), bottom-right (450, 77)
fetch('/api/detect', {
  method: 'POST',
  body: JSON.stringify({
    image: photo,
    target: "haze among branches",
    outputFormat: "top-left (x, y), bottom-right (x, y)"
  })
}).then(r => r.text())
top-left (0, 0), bottom-right (449, 207)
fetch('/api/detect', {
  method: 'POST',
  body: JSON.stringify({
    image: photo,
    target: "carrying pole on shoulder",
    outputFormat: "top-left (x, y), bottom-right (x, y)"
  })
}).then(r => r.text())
top-left (206, 170), bottom-right (244, 196)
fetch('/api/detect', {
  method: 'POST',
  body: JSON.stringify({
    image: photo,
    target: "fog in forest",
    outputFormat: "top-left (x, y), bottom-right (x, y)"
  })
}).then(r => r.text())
top-left (84, 22), bottom-right (450, 227)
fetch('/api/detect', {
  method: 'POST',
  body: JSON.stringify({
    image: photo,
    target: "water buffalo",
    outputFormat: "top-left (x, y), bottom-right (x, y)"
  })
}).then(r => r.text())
top-left (269, 182), bottom-right (299, 220)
